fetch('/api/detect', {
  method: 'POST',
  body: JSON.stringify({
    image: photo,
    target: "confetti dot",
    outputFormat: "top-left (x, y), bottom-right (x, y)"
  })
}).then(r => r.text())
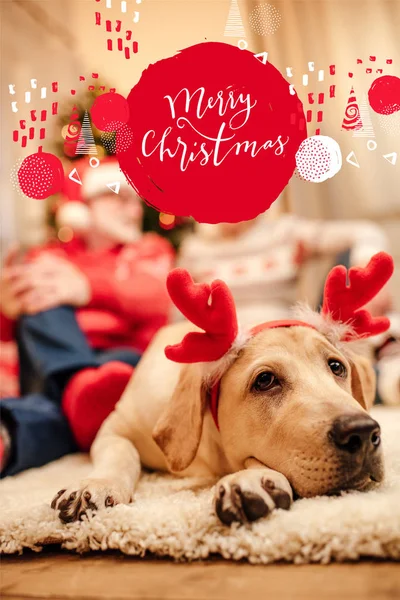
top-left (249, 4), bottom-right (282, 36)
top-left (295, 136), bottom-right (342, 183)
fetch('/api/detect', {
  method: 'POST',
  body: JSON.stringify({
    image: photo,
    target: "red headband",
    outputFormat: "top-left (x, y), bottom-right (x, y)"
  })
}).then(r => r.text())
top-left (165, 252), bottom-right (394, 430)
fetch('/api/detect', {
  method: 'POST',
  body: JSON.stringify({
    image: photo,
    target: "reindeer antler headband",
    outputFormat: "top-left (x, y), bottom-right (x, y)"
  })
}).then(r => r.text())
top-left (165, 252), bottom-right (394, 429)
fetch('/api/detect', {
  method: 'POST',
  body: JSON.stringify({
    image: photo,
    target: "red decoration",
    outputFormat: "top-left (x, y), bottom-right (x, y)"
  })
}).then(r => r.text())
top-left (17, 149), bottom-right (64, 200)
top-left (118, 41), bottom-right (306, 224)
top-left (164, 269), bottom-right (238, 363)
top-left (91, 92), bottom-right (130, 132)
top-left (322, 252), bottom-right (393, 339)
top-left (368, 75), bottom-right (400, 115)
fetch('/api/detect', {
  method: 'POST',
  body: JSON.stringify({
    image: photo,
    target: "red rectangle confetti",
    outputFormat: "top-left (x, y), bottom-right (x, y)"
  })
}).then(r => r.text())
top-left (318, 93), bottom-right (324, 104)
top-left (106, 20), bottom-right (112, 32)
top-left (40, 128), bottom-right (45, 140)
top-left (308, 93), bottom-right (314, 105)
top-left (115, 20), bottom-right (122, 32)
top-left (357, 58), bottom-right (363, 64)
top-left (125, 47), bottom-right (130, 59)
top-left (317, 111), bottom-right (323, 123)
top-left (387, 59), bottom-right (393, 64)
top-left (306, 110), bottom-right (312, 122)
top-left (13, 130), bottom-right (18, 142)
top-left (95, 12), bottom-right (101, 25)
top-left (20, 120), bottom-right (26, 129)
top-left (41, 110), bottom-right (47, 121)
top-left (21, 135), bottom-right (27, 147)
top-left (329, 85), bottom-right (336, 98)
top-left (88, 85), bottom-right (95, 91)
top-left (132, 41), bottom-right (138, 53)
top-left (52, 81), bottom-right (58, 92)
top-left (329, 65), bottom-right (335, 75)
top-left (118, 38), bottom-right (123, 51)
top-left (30, 110), bottom-right (37, 121)
top-left (92, 73), bottom-right (99, 79)
top-left (366, 68), bottom-right (372, 74)
top-left (126, 30), bottom-right (132, 40)
top-left (315, 128), bottom-right (320, 135)
top-left (369, 56), bottom-right (376, 61)
top-left (107, 39), bottom-right (113, 51)
top-left (52, 102), bottom-right (58, 115)
top-left (29, 127), bottom-right (35, 140)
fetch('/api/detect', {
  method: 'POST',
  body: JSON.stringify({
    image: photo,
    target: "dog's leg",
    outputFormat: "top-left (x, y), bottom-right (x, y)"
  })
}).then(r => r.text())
top-left (214, 459), bottom-right (293, 525)
top-left (51, 411), bottom-right (141, 523)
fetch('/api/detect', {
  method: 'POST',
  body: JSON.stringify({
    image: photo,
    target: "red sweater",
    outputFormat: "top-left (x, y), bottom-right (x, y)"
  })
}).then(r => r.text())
top-left (0, 234), bottom-right (175, 353)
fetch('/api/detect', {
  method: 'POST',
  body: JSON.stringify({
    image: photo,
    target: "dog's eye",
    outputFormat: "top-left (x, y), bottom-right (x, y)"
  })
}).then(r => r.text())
top-left (328, 359), bottom-right (347, 378)
top-left (253, 372), bottom-right (279, 392)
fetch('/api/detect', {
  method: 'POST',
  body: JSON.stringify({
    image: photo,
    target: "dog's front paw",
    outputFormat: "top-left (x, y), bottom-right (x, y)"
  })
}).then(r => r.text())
top-left (214, 469), bottom-right (293, 526)
top-left (51, 478), bottom-right (132, 523)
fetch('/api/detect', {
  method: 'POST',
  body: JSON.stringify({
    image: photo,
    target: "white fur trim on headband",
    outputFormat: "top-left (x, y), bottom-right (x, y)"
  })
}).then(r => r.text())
top-left (292, 303), bottom-right (369, 356)
top-left (202, 329), bottom-right (251, 386)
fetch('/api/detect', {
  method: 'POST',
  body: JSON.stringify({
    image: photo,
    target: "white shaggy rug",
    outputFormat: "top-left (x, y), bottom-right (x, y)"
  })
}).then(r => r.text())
top-left (1, 407), bottom-right (400, 563)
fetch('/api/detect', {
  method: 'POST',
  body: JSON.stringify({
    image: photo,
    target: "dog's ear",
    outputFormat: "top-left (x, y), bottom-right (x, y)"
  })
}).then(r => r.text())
top-left (152, 363), bottom-right (207, 472)
top-left (350, 354), bottom-right (376, 411)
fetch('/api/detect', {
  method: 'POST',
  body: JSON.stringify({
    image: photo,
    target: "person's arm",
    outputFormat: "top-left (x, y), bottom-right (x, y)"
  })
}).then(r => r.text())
top-left (86, 235), bottom-right (175, 325)
top-left (283, 216), bottom-right (388, 266)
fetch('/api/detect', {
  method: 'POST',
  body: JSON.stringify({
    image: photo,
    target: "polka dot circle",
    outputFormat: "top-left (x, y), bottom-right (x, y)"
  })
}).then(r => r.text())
top-left (249, 4), bottom-right (282, 36)
top-left (295, 136), bottom-right (342, 183)
top-left (17, 152), bottom-right (64, 200)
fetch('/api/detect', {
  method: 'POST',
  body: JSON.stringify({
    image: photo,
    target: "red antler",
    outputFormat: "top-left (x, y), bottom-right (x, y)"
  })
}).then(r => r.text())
top-left (164, 269), bottom-right (238, 363)
top-left (322, 252), bottom-right (394, 339)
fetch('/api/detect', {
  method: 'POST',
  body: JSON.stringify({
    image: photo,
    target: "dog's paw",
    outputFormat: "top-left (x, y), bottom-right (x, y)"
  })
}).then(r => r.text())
top-left (214, 468), bottom-right (293, 526)
top-left (51, 478), bottom-right (132, 523)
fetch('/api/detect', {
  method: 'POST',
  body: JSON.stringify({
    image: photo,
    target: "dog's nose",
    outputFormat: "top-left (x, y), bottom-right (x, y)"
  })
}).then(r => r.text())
top-left (330, 415), bottom-right (381, 455)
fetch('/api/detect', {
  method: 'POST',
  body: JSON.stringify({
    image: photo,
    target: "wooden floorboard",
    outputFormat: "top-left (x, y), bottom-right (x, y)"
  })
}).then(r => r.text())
top-left (1, 551), bottom-right (399, 600)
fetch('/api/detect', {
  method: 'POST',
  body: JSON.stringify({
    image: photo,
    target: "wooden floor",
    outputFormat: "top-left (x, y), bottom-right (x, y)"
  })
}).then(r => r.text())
top-left (1, 551), bottom-right (400, 600)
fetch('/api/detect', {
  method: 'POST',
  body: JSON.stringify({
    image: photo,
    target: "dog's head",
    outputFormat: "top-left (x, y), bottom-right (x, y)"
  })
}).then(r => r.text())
top-left (153, 253), bottom-right (393, 497)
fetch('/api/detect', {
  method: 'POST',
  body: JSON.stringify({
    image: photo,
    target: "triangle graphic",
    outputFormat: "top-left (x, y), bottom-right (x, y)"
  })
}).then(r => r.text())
top-left (75, 111), bottom-right (97, 155)
top-left (106, 181), bottom-right (121, 194)
top-left (353, 94), bottom-right (376, 138)
top-left (68, 167), bottom-right (82, 185)
top-left (342, 87), bottom-right (363, 131)
top-left (383, 152), bottom-right (397, 166)
top-left (346, 151), bottom-right (360, 168)
top-left (224, 0), bottom-right (245, 37)
top-left (254, 52), bottom-right (268, 65)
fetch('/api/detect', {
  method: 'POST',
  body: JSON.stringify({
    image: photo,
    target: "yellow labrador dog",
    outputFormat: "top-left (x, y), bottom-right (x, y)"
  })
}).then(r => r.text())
top-left (52, 253), bottom-right (393, 525)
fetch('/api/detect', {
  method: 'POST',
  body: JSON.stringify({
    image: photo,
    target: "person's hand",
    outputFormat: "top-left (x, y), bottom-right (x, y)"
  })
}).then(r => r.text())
top-left (0, 245), bottom-right (26, 320)
top-left (20, 253), bottom-right (91, 315)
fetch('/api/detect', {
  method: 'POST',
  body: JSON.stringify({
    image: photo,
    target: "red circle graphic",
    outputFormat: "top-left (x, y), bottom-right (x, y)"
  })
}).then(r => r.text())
top-left (368, 75), bottom-right (400, 116)
top-left (117, 42), bottom-right (306, 223)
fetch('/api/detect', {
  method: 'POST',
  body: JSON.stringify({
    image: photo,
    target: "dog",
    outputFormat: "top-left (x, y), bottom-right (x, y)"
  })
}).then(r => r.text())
top-left (51, 253), bottom-right (393, 525)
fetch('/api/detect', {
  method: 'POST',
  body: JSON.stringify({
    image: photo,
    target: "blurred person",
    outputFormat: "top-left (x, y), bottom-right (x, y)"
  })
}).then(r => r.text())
top-left (178, 212), bottom-right (391, 325)
top-left (0, 158), bottom-right (174, 477)
top-left (178, 211), bottom-right (399, 404)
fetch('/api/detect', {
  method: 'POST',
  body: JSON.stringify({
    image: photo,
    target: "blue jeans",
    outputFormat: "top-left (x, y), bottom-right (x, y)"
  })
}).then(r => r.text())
top-left (0, 306), bottom-right (141, 477)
